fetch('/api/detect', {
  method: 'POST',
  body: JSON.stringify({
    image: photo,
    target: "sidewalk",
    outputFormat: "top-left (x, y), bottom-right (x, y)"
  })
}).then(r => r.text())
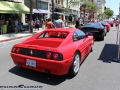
top-left (0, 25), bottom-right (75, 43)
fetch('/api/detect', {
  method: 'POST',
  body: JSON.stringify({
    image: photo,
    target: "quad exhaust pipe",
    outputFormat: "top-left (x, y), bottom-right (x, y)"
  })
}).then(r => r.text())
top-left (17, 63), bottom-right (22, 67)
top-left (44, 69), bottom-right (50, 74)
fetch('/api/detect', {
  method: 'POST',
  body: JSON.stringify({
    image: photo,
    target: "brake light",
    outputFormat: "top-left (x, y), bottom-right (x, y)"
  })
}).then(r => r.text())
top-left (53, 53), bottom-right (59, 60)
top-left (12, 47), bottom-right (16, 53)
top-left (16, 48), bottom-right (20, 53)
top-left (97, 28), bottom-right (101, 30)
top-left (46, 52), bottom-right (52, 59)
top-left (12, 47), bottom-right (20, 53)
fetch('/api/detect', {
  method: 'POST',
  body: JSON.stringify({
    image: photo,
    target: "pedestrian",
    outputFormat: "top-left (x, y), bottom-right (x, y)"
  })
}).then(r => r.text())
top-left (29, 20), bottom-right (34, 31)
top-left (33, 19), bottom-right (36, 30)
top-left (36, 18), bottom-right (40, 30)
top-left (55, 16), bottom-right (64, 28)
top-left (14, 19), bottom-right (19, 33)
top-left (41, 19), bottom-right (45, 29)
top-left (79, 18), bottom-right (83, 26)
top-left (46, 18), bottom-right (55, 29)
top-left (115, 18), bottom-right (119, 30)
top-left (75, 17), bottom-right (80, 29)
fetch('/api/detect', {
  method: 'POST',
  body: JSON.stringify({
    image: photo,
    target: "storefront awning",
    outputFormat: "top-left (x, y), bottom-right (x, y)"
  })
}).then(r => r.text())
top-left (33, 9), bottom-right (51, 14)
top-left (54, 12), bottom-right (69, 16)
top-left (0, 1), bottom-right (30, 14)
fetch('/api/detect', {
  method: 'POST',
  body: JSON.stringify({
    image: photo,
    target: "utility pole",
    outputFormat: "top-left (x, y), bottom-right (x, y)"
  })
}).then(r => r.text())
top-left (51, 0), bottom-right (54, 22)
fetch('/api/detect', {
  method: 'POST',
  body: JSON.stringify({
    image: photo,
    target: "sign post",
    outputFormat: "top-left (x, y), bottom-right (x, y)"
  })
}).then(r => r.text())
top-left (113, 29), bottom-right (120, 62)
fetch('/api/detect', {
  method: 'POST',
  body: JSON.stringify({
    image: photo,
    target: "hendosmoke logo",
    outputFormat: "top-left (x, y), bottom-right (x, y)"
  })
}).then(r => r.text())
top-left (0, 85), bottom-right (43, 90)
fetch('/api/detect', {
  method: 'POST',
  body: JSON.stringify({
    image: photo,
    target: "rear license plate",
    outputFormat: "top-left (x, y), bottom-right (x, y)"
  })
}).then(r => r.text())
top-left (26, 59), bottom-right (36, 68)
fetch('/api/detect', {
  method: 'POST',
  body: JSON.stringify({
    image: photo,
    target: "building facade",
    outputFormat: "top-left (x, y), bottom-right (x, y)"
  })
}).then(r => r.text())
top-left (96, 0), bottom-right (106, 13)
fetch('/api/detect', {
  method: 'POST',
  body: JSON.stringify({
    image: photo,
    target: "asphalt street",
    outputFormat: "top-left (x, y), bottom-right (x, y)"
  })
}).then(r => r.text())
top-left (0, 26), bottom-right (120, 90)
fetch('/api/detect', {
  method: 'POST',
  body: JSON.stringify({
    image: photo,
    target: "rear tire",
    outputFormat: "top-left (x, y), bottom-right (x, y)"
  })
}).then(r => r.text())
top-left (100, 34), bottom-right (104, 41)
top-left (68, 52), bottom-right (80, 76)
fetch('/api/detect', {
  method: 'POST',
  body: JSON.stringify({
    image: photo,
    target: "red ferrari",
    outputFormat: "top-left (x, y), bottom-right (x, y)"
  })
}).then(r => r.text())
top-left (106, 20), bottom-right (114, 27)
top-left (100, 21), bottom-right (110, 32)
top-left (10, 28), bottom-right (94, 76)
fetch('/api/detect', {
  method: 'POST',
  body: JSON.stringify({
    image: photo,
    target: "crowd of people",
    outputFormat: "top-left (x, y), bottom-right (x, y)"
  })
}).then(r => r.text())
top-left (1, 16), bottom-right (119, 34)
top-left (0, 15), bottom-right (65, 34)
top-left (29, 16), bottom-right (64, 31)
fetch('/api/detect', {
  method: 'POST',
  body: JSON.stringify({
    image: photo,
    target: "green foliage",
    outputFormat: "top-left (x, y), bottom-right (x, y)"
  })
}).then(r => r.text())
top-left (99, 13), bottom-right (107, 19)
top-left (84, 1), bottom-right (98, 12)
top-left (104, 9), bottom-right (114, 18)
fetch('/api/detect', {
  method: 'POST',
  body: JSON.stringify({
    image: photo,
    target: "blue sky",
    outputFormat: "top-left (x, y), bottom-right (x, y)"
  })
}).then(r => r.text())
top-left (105, 0), bottom-right (119, 16)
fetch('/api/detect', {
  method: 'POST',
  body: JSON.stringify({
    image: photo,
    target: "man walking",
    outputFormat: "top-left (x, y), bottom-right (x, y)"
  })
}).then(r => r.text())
top-left (75, 17), bottom-right (81, 29)
top-left (55, 16), bottom-right (64, 28)
top-left (115, 18), bottom-right (119, 30)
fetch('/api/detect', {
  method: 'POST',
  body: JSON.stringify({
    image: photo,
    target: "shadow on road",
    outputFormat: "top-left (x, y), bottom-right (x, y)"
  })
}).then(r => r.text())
top-left (9, 66), bottom-right (74, 85)
top-left (98, 44), bottom-right (118, 63)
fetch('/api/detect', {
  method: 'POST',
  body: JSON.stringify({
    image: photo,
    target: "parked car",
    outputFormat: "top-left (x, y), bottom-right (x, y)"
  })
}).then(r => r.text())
top-left (81, 22), bottom-right (106, 40)
top-left (10, 28), bottom-right (94, 76)
top-left (100, 21), bottom-right (110, 32)
top-left (106, 20), bottom-right (114, 27)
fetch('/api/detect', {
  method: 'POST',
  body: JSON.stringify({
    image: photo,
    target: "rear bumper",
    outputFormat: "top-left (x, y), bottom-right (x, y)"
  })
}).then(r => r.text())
top-left (91, 31), bottom-right (104, 38)
top-left (10, 53), bottom-right (72, 75)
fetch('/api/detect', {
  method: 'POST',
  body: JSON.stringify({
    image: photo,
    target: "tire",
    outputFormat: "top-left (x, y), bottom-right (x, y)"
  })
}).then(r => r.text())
top-left (101, 35), bottom-right (104, 41)
top-left (68, 52), bottom-right (80, 76)
top-left (90, 40), bottom-right (94, 52)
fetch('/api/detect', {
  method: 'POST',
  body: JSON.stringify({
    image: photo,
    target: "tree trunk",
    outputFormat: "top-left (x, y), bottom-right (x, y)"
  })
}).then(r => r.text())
top-left (30, 0), bottom-right (33, 33)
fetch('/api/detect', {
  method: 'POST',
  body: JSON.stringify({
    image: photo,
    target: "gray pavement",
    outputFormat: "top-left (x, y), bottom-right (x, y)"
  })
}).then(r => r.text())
top-left (0, 25), bottom-right (75, 42)
top-left (0, 26), bottom-right (120, 90)
top-left (0, 28), bottom-right (44, 42)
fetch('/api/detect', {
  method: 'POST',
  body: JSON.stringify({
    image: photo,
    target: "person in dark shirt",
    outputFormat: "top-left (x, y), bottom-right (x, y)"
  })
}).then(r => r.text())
top-left (75, 17), bottom-right (80, 29)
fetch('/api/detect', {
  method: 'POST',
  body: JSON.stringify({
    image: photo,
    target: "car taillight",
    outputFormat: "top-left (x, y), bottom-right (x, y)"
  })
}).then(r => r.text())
top-left (16, 48), bottom-right (20, 53)
top-left (12, 47), bottom-right (20, 53)
top-left (46, 52), bottom-right (52, 59)
top-left (12, 47), bottom-right (16, 53)
top-left (53, 53), bottom-right (59, 60)
top-left (97, 28), bottom-right (101, 30)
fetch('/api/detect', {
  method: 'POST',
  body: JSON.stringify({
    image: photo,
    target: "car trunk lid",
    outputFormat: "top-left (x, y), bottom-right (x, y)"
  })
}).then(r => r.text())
top-left (23, 38), bottom-right (64, 48)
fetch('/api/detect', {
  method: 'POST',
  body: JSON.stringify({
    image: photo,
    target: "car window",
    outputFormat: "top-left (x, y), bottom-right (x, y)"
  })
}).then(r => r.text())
top-left (73, 30), bottom-right (85, 41)
top-left (37, 31), bottom-right (69, 39)
top-left (84, 22), bottom-right (98, 27)
top-left (75, 30), bottom-right (85, 37)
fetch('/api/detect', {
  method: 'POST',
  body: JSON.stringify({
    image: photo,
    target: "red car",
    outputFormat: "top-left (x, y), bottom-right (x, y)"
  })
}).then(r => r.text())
top-left (10, 28), bottom-right (94, 76)
top-left (106, 20), bottom-right (114, 27)
top-left (100, 21), bottom-right (110, 32)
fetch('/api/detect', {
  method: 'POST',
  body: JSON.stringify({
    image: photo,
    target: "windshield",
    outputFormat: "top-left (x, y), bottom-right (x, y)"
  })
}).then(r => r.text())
top-left (84, 22), bottom-right (98, 26)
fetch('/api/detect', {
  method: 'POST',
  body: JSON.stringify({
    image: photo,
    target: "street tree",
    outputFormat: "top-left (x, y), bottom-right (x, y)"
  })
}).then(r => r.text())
top-left (104, 9), bottom-right (114, 19)
top-left (29, 0), bottom-right (35, 33)
top-left (99, 13), bottom-right (107, 19)
top-left (84, 1), bottom-right (98, 19)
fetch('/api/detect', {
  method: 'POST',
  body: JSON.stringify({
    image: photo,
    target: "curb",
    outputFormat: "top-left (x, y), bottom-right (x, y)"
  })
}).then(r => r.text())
top-left (0, 34), bottom-right (33, 43)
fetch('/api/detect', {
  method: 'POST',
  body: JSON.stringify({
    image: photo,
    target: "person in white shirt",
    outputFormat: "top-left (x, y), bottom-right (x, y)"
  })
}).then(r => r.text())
top-left (36, 18), bottom-right (40, 30)
top-left (55, 16), bottom-right (64, 28)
